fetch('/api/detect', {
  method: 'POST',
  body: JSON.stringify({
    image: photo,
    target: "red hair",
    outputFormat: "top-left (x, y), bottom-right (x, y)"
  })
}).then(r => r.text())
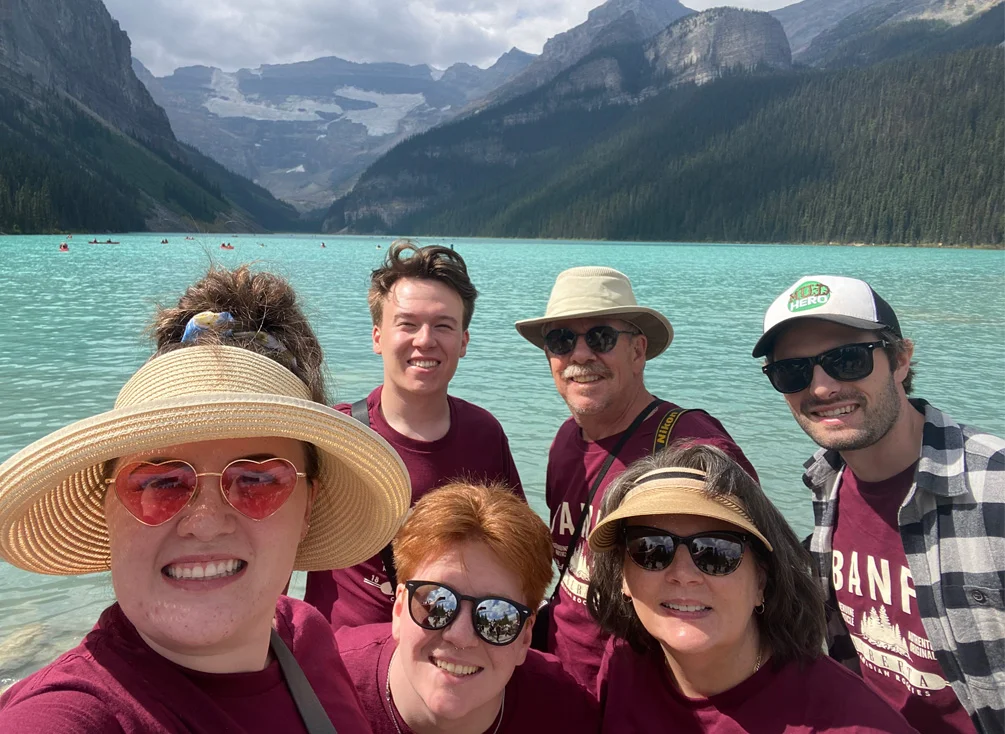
top-left (393, 483), bottom-right (553, 610)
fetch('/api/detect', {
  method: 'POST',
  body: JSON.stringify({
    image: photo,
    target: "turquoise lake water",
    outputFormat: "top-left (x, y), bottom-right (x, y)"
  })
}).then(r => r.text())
top-left (0, 233), bottom-right (1002, 687)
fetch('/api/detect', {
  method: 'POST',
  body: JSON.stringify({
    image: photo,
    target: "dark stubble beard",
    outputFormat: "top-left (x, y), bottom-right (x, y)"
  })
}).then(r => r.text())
top-left (795, 372), bottom-right (903, 452)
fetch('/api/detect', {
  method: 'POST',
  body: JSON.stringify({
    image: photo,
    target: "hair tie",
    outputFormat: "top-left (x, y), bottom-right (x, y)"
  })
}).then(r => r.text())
top-left (181, 311), bottom-right (235, 343)
top-left (179, 311), bottom-right (297, 368)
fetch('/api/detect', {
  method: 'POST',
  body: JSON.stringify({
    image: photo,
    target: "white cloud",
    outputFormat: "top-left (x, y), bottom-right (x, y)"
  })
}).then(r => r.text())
top-left (105, 0), bottom-right (794, 77)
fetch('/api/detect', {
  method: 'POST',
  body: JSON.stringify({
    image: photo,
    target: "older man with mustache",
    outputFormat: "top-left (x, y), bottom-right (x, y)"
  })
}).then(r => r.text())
top-left (514, 266), bottom-right (757, 691)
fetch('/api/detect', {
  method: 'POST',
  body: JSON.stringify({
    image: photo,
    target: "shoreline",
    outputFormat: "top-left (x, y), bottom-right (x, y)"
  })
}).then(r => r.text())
top-left (1, 233), bottom-right (1002, 250)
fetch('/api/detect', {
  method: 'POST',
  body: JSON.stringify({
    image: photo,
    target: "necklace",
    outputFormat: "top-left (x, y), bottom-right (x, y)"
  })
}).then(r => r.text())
top-left (385, 651), bottom-right (506, 734)
top-left (753, 647), bottom-right (763, 674)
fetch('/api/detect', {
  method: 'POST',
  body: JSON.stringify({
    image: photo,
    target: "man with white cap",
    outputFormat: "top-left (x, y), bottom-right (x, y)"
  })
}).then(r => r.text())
top-left (754, 275), bottom-right (1004, 734)
top-left (515, 266), bottom-right (756, 690)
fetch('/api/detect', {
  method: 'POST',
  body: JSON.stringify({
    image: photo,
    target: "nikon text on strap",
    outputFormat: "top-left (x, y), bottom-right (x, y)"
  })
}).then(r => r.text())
top-left (652, 408), bottom-right (694, 453)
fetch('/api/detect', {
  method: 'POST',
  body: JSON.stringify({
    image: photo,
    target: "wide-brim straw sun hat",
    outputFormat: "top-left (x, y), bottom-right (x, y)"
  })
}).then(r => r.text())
top-left (0, 345), bottom-right (411, 575)
top-left (514, 266), bottom-right (673, 360)
top-left (588, 467), bottom-right (773, 553)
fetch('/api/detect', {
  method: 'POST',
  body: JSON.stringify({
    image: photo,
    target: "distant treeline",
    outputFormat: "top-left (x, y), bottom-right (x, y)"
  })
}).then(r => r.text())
top-left (389, 45), bottom-right (1002, 246)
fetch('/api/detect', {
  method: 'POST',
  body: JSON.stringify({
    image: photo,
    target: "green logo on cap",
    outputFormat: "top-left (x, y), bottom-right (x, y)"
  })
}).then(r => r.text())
top-left (788, 281), bottom-right (831, 312)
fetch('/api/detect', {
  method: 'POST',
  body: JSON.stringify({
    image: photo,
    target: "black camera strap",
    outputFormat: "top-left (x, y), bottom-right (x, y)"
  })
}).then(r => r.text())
top-left (549, 397), bottom-right (666, 601)
top-left (350, 398), bottom-right (398, 589)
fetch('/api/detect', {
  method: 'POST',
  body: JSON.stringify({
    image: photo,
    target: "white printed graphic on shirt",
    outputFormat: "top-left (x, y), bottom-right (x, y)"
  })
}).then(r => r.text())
top-left (833, 549), bottom-right (950, 695)
top-left (553, 500), bottom-right (601, 603)
top-left (560, 541), bottom-right (592, 603)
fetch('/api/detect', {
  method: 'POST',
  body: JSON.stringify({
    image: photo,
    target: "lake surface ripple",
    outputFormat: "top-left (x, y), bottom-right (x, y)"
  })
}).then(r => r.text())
top-left (1, 234), bottom-right (1002, 686)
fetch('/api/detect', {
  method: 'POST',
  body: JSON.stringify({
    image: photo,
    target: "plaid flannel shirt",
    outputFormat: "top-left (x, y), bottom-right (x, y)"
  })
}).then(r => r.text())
top-left (804, 398), bottom-right (1005, 734)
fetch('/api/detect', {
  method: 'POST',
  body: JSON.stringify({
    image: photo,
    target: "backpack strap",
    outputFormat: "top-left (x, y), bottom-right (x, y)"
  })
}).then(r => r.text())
top-left (350, 398), bottom-right (369, 426)
top-left (348, 397), bottom-right (398, 590)
top-left (270, 629), bottom-right (338, 733)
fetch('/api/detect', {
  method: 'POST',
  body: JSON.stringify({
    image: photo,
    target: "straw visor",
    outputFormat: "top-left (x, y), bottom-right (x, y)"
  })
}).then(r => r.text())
top-left (0, 346), bottom-right (411, 575)
top-left (588, 468), bottom-right (773, 553)
top-left (515, 267), bottom-right (673, 360)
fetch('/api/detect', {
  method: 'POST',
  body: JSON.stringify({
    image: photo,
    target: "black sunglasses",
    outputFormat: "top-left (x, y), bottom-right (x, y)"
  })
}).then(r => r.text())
top-left (405, 580), bottom-right (533, 646)
top-left (624, 526), bottom-right (749, 576)
top-left (762, 341), bottom-right (889, 394)
top-left (544, 325), bottom-right (638, 355)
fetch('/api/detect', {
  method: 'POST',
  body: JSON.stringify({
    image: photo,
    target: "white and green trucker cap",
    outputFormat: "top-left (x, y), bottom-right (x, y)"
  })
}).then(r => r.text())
top-left (752, 275), bottom-right (901, 358)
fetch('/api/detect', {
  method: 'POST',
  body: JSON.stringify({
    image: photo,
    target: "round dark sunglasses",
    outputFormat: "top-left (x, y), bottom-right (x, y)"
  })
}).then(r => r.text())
top-left (543, 325), bottom-right (638, 356)
top-left (405, 580), bottom-right (533, 646)
top-left (762, 340), bottom-right (888, 394)
top-left (624, 526), bottom-right (750, 576)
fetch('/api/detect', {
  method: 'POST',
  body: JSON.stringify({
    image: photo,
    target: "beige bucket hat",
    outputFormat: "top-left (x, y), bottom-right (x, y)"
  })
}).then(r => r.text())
top-left (0, 345), bottom-right (411, 575)
top-left (589, 467), bottom-right (773, 553)
top-left (514, 267), bottom-right (673, 360)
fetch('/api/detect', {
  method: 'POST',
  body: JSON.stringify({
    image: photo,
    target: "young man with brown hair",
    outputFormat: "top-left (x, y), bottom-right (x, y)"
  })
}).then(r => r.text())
top-left (305, 241), bottom-right (523, 629)
top-left (755, 275), bottom-right (1004, 734)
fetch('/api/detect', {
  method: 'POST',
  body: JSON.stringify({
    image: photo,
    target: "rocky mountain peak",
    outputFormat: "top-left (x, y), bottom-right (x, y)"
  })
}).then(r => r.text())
top-left (478, 0), bottom-right (692, 109)
top-left (585, 0), bottom-right (693, 36)
top-left (646, 7), bottom-right (791, 85)
top-left (0, 0), bottom-right (173, 144)
top-left (772, 0), bottom-right (1002, 56)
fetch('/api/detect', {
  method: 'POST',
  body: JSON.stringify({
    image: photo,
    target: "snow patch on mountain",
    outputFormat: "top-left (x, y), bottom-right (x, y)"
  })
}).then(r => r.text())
top-left (429, 67), bottom-right (446, 81)
top-left (335, 86), bottom-right (427, 136)
top-left (286, 164), bottom-right (306, 173)
top-left (203, 69), bottom-right (344, 121)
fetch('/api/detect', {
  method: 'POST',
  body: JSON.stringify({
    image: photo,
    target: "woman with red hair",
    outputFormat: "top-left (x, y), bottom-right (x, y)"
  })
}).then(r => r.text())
top-left (337, 482), bottom-right (599, 733)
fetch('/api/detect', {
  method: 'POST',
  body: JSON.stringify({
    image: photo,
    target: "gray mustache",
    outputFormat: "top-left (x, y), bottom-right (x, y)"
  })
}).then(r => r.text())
top-left (562, 364), bottom-right (612, 380)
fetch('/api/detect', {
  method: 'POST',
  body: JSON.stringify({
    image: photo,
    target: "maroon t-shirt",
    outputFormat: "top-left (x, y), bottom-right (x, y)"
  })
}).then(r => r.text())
top-left (305, 386), bottom-right (524, 630)
top-left (546, 402), bottom-right (757, 689)
top-left (0, 596), bottom-right (372, 733)
top-left (335, 623), bottom-right (600, 734)
top-left (832, 464), bottom-right (976, 734)
top-left (596, 638), bottom-right (916, 733)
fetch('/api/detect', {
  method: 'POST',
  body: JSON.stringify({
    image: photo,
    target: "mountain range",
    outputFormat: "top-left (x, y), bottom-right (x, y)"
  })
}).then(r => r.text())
top-left (134, 49), bottom-right (535, 211)
top-left (135, 0), bottom-right (698, 212)
top-left (0, 0), bottom-right (1000, 239)
top-left (321, 3), bottom-right (1003, 246)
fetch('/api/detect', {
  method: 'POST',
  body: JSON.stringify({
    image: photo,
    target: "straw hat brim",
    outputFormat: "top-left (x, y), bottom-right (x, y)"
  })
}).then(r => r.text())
top-left (0, 394), bottom-right (411, 575)
top-left (515, 306), bottom-right (673, 360)
top-left (588, 486), bottom-right (773, 554)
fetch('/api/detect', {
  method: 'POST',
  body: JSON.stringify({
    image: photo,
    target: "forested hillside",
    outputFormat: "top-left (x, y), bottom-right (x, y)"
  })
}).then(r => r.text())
top-left (0, 86), bottom-right (152, 233)
top-left (327, 5), bottom-right (1003, 246)
top-left (0, 82), bottom-right (304, 234)
top-left (0, 0), bottom-right (306, 234)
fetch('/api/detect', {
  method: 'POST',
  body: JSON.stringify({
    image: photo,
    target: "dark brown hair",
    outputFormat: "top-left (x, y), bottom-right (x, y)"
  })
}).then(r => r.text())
top-left (368, 240), bottom-right (478, 329)
top-left (151, 265), bottom-right (327, 478)
top-left (394, 482), bottom-right (553, 610)
top-left (880, 329), bottom-right (915, 395)
top-left (587, 443), bottom-right (826, 664)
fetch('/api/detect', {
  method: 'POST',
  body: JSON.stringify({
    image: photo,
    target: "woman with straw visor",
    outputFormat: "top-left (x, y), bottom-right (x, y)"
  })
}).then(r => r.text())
top-left (0, 266), bottom-right (411, 733)
top-left (587, 443), bottom-right (916, 733)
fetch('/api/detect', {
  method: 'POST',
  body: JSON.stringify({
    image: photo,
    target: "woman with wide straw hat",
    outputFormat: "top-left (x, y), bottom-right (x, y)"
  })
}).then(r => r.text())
top-left (586, 443), bottom-right (917, 733)
top-left (0, 265), bottom-right (410, 733)
top-left (336, 481), bottom-right (600, 734)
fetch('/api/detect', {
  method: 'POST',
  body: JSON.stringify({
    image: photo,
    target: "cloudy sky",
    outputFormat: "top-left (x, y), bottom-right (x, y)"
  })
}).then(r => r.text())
top-left (106, 0), bottom-right (793, 77)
